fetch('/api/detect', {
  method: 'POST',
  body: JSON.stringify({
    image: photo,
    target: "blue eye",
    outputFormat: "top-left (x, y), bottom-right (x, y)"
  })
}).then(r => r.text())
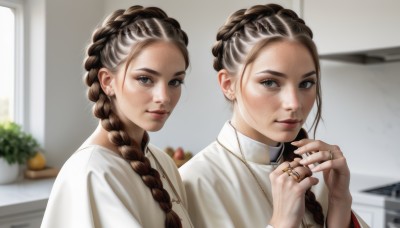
top-left (169, 79), bottom-right (184, 87)
top-left (299, 80), bottom-right (316, 89)
top-left (261, 79), bottom-right (279, 88)
top-left (137, 76), bottom-right (152, 85)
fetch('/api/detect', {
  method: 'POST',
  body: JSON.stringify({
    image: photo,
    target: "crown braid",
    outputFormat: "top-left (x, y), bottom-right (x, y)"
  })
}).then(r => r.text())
top-left (84, 5), bottom-right (188, 228)
top-left (212, 4), bottom-right (313, 72)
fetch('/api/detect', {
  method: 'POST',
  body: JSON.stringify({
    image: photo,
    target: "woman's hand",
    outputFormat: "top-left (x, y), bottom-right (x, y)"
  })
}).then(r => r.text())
top-left (291, 139), bottom-right (351, 198)
top-left (292, 139), bottom-right (353, 228)
top-left (269, 158), bottom-right (319, 227)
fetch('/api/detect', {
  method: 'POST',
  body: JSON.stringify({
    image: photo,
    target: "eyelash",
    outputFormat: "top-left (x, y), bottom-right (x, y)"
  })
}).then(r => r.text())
top-left (169, 79), bottom-right (184, 87)
top-left (299, 80), bottom-right (316, 89)
top-left (260, 79), bottom-right (316, 89)
top-left (137, 76), bottom-right (152, 85)
top-left (136, 76), bottom-right (184, 87)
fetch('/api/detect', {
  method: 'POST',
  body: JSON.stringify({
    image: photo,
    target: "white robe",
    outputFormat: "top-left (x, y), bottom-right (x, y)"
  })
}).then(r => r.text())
top-left (41, 144), bottom-right (192, 228)
top-left (180, 122), bottom-right (368, 228)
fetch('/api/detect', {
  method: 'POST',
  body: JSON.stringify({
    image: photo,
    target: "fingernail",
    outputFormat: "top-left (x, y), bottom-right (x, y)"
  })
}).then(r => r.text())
top-left (291, 141), bottom-right (299, 145)
top-left (311, 167), bottom-right (319, 172)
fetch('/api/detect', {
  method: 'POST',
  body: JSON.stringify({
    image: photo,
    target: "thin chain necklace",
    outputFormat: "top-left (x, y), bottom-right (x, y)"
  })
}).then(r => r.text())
top-left (216, 123), bottom-right (283, 206)
top-left (147, 148), bottom-right (182, 204)
top-left (147, 148), bottom-right (194, 228)
top-left (217, 123), bottom-right (309, 228)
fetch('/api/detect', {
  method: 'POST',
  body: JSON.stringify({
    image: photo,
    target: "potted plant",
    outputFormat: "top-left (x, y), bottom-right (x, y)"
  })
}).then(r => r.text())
top-left (0, 121), bottom-right (39, 184)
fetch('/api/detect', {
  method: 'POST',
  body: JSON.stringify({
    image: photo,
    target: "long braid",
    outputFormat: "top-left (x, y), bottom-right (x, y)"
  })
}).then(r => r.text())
top-left (284, 129), bottom-right (325, 225)
top-left (212, 3), bottom-right (324, 225)
top-left (84, 5), bottom-right (188, 228)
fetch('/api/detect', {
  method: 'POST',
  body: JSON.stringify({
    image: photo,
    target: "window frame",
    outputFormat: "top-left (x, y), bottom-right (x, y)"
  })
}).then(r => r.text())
top-left (0, 0), bottom-right (24, 125)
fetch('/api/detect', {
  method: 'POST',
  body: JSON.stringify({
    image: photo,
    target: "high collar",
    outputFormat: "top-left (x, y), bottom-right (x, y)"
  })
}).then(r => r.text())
top-left (217, 121), bottom-right (283, 165)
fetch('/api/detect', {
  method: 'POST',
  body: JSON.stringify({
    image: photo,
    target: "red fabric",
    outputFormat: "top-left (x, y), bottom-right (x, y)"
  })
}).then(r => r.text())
top-left (351, 211), bottom-right (361, 228)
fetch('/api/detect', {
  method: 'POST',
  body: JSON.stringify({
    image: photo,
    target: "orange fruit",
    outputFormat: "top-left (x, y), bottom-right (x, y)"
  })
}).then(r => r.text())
top-left (27, 152), bottom-right (46, 170)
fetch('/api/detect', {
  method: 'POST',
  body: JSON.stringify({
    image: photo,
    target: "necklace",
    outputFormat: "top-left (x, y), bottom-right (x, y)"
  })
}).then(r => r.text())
top-left (147, 148), bottom-right (195, 228)
top-left (147, 148), bottom-right (182, 204)
top-left (216, 138), bottom-right (277, 206)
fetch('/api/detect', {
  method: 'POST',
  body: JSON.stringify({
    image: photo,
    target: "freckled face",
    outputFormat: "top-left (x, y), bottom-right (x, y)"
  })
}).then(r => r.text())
top-left (111, 41), bottom-right (186, 133)
top-left (232, 41), bottom-right (317, 145)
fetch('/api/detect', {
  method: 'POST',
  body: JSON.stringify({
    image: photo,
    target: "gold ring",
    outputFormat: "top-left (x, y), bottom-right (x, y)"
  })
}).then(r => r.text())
top-left (329, 150), bottom-right (333, 161)
top-left (282, 163), bottom-right (292, 172)
top-left (289, 169), bottom-right (301, 182)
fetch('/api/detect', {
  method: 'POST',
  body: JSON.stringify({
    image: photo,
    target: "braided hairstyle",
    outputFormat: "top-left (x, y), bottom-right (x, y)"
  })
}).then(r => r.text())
top-left (84, 5), bottom-right (188, 228)
top-left (212, 3), bottom-right (324, 225)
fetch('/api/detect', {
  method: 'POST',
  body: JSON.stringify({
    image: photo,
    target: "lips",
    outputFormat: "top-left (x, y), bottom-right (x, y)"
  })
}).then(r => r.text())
top-left (277, 119), bottom-right (301, 124)
top-left (149, 110), bottom-right (168, 114)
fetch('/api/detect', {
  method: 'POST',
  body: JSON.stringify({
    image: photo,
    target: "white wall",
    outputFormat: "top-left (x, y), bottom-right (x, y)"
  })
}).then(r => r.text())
top-left (27, 0), bottom-right (104, 167)
top-left (302, 0), bottom-right (400, 179)
top-left (103, 0), bottom-right (294, 155)
top-left (315, 61), bottom-right (400, 179)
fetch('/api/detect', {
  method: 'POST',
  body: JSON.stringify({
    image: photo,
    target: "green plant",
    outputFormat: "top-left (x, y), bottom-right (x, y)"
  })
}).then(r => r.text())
top-left (0, 121), bottom-right (39, 165)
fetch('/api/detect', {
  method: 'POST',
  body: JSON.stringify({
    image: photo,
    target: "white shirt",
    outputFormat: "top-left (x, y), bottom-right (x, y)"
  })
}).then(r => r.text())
top-left (41, 144), bottom-right (192, 228)
top-left (180, 121), bottom-right (368, 228)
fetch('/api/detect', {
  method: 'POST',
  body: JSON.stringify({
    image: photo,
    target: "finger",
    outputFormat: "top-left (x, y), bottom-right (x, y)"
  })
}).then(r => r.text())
top-left (299, 150), bottom-right (329, 166)
top-left (289, 159), bottom-right (301, 168)
top-left (277, 161), bottom-right (292, 174)
top-left (291, 166), bottom-right (312, 182)
top-left (298, 176), bottom-right (319, 188)
top-left (293, 140), bottom-right (329, 155)
top-left (311, 155), bottom-right (348, 172)
top-left (291, 138), bottom-right (313, 147)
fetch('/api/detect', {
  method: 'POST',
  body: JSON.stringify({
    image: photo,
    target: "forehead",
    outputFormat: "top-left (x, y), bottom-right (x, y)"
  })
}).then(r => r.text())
top-left (126, 41), bottom-right (186, 72)
top-left (249, 40), bottom-right (316, 74)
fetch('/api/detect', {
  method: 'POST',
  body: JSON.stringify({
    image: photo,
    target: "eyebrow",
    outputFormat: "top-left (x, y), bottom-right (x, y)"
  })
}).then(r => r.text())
top-left (256, 69), bottom-right (316, 78)
top-left (135, 67), bottom-right (186, 77)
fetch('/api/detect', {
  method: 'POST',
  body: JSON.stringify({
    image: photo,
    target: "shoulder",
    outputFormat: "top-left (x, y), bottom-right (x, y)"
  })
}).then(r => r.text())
top-left (64, 145), bottom-right (127, 174)
top-left (55, 145), bottom-right (135, 188)
top-left (179, 142), bottom-right (226, 185)
top-left (147, 144), bottom-right (183, 185)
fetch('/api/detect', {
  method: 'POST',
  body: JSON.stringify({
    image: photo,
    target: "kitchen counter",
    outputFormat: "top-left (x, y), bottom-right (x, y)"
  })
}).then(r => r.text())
top-left (350, 172), bottom-right (399, 207)
top-left (0, 178), bottom-right (55, 218)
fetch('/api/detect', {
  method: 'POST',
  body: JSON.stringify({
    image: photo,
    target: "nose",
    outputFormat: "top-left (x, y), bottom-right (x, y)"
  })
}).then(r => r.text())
top-left (282, 87), bottom-right (301, 111)
top-left (153, 83), bottom-right (171, 104)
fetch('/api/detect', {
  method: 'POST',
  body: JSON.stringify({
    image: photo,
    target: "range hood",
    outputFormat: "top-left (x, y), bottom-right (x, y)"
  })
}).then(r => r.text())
top-left (319, 46), bottom-right (400, 64)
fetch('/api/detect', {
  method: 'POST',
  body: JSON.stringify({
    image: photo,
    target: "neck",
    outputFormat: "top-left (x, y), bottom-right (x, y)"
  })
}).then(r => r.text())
top-left (84, 121), bottom-right (147, 153)
top-left (230, 118), bottom-right (279, 147)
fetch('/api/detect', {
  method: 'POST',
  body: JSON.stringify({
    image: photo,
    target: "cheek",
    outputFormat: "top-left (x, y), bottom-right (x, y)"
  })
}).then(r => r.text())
top-left (303, 91), bottom-right (317, 110)
top-left (243, 87), bottom-right (276, 112)
top-left (171, 89), bottom-right (182, 105)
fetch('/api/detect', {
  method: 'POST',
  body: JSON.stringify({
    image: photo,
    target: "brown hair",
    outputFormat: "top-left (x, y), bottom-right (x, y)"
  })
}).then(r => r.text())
top-left (212, 3), bottom-right (324, 225)
top-left (84, 5), bottom-right (189, 228)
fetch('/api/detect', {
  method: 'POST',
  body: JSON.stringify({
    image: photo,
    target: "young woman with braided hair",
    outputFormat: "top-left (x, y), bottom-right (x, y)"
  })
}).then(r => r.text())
top-left (180, 3), bottom-right (367, 228)
top-left (42, 5), bottom-right (193, 228)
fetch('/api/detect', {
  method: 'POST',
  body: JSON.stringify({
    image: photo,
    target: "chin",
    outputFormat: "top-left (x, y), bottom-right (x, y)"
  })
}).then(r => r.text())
top-left (275, 131), bottom-right (300, 143)
top-left (145, 123), bottom-right (165, 132)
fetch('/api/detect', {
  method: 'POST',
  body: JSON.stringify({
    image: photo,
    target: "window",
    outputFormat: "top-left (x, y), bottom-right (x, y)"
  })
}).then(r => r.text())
top-left (0, 0), bottom-right (23, 123)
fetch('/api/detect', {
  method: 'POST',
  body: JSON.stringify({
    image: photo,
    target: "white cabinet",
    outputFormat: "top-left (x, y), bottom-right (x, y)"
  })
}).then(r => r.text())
top-left (0, 179), bottom-right (54, 228)
top-left (352, 203), bottom-right (385, 228)
top-left (302, 0), bottom-right (400, 55)
top-left (0, 211), bottom-right (43, 228)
